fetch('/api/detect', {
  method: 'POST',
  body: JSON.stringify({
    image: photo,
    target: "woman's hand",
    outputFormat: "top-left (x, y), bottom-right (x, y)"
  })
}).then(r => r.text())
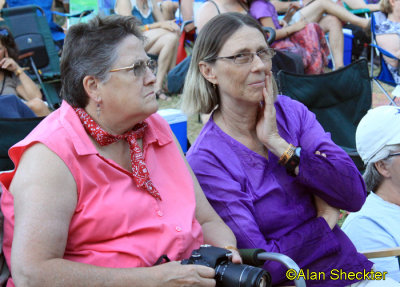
top-left (256, 73), bottom-right (288, 156)
top-left (0, 56), bottom-right (20, 73)
top-left (156, 261), bottom-right (216, 287)
top-left (160, 20), bottom-right (180, 33)
top-left (314, 195), bottom-right (340, 230)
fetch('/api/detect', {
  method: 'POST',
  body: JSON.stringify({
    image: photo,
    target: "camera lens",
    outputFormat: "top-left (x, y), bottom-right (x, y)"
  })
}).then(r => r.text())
top-left (215, 263), bottom-right (271, 287)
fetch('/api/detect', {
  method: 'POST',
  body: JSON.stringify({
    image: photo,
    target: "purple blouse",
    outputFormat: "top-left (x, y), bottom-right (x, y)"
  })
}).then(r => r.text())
top-left (187, 95), bottom-right (372, 286)
top-left (249, 0), bottom-right (281, 29)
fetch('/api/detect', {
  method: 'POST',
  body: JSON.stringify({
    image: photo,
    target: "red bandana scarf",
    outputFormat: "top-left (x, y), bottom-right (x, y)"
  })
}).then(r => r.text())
top-left (74, 107), bottom-right (161, 200)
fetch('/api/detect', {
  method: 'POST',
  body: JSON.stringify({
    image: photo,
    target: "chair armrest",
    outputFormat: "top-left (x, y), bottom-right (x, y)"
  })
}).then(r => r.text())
top-left (262, 26), bottom-right (276, 46)
top-left (361, 247), bottom-right (400, 259)
top-left (180, 20), bottom-right (194, 33)
top-left (258, 252), bottom-right (306, 287)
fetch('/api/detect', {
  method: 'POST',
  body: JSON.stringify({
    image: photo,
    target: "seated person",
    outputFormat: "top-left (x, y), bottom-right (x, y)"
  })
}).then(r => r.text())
top-left (0, 94), bottom-right (36, 118)
top-left (196, 0), bottom-right (304, 76)
top-left (0, 14), bottom-right (241, 286)
top-left (272, 0), bottom-right (381, 14)
top-left (115, 0), bottom-right (180, 100)
top-left (374, 1), bottom-right (400, 84)
top-left (182, 12), bottom-right (398, 286)
top-left (249, 0), bottom-right (329, 74)
top-left (250, 0), bottom-right (370, 70)
top-left (342, 105), bottom-right (400, 282)
top-left (0, 26), bottom-right (50, 117)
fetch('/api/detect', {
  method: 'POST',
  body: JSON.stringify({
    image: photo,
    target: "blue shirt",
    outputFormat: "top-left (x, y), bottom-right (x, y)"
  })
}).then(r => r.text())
top-left (342, 192), bottom-right (400, 281)
top-left (130, 0), bottom-right (154, 25)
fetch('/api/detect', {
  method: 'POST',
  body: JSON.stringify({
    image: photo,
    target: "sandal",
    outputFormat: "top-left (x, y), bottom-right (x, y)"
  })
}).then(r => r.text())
top-left (155, 89), bottom-right (172, 101)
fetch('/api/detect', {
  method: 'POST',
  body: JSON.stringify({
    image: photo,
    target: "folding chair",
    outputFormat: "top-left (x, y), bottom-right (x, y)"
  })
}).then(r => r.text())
top-left (0, 5), bottom-right (62, 110)
top-left (0, 116), bottom-right (45, 171)
top-left (370, 12), bottom-right (399, 106)
top-left (277, 58), bottom-right (372, 172)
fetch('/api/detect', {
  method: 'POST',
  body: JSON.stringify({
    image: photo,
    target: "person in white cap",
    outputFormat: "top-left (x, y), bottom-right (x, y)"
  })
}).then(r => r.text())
top-left (342, 105), bottom-right (400, 282)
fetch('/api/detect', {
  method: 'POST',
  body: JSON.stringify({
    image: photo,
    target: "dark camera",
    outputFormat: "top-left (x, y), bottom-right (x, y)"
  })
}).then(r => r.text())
top-left (181, 245), bottom-right (271, 287)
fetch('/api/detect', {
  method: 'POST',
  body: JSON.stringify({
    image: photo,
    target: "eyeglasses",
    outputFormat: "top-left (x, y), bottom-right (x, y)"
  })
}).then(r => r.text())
top-left (388, 152), bottom-right (400, 158)
top-left (109, 59), bottom-right (157, 77)
top-left (208, 48), bottom-right (276, 65)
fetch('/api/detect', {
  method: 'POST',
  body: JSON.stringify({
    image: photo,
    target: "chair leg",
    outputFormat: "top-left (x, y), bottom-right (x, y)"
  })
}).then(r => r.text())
top-left (373, 78), bottom-right (398, 106)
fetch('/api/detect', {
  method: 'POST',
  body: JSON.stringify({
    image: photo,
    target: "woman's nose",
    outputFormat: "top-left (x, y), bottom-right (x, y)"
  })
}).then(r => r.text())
top-left (251, 55), bottom-right (270, 73)
top-left (143, 66), bottom-right (156, 85)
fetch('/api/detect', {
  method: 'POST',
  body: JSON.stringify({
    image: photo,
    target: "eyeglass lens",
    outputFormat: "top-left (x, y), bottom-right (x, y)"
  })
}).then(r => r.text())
top-left (233, 49), bottom-right (275, 64)
top-left (134, 60), bottom-right (157, 76)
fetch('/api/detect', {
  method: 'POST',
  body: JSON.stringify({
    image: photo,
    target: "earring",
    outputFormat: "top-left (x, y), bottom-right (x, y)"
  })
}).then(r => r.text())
top-left (96, 103), bottom-right (101, 118)
top-left (212, 83), bottom-right (217, 90)
top-left (96, 97), bottom-right (101, 118)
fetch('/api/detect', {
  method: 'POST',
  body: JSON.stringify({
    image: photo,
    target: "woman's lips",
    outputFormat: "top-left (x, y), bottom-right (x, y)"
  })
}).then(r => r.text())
top-left (145, 91), bottom-right (155, 98)
top-left (248, 80), bottom-right (265, 86)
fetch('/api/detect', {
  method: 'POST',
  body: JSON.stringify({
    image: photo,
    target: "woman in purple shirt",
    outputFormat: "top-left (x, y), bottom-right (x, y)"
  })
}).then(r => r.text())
top-left (181, 12), bottom-right (392, 286)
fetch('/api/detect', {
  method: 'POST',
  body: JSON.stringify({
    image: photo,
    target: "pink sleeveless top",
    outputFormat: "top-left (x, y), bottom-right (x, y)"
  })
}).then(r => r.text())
top-left (0, 101), bottom-right (203, 286)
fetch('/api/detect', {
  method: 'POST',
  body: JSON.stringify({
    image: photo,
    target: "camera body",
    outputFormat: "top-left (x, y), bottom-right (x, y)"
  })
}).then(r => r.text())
top-left (182, 245), bottom-right (271, 287)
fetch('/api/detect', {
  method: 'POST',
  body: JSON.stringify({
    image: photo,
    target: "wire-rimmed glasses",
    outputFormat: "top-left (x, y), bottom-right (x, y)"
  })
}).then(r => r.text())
top-left (207, 48), bottom-right (276, 65)
top-left (109, 59), bottom-right (157, 77)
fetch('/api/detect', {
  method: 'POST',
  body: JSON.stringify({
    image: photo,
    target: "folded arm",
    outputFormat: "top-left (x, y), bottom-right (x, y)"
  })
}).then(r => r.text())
top-left (189, 154), bottom-right (340, 285)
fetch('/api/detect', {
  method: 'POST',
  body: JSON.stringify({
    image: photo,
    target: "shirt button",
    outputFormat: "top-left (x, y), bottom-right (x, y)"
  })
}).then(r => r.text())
top-left (157, 210), bottom-right (163, 217)
top-left (175, 226), bottom-right (182, 232)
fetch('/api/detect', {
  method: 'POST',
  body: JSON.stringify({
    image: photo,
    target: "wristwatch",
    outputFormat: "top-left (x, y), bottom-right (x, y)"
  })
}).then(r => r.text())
top-left (285, 147), bottom-right (301, 176)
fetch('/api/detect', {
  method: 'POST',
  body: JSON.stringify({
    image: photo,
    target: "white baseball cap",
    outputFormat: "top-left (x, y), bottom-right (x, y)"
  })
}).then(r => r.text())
top-left (356, 105), bottom-right (400, 164)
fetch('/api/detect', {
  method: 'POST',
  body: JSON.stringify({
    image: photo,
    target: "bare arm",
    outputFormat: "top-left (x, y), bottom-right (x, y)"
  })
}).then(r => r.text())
top-left (173, 136), bottom-right (241, 263)
top-left (270, 0), bottom-right (301, 13)
top-left (114, 0), bottom-right (133, 16)
top-left (181, 0), bottom-right (195, 32)
top-left (0, 57), bottom-right (42, 101)
top-left (10, 143), bottom-right (216, 287)
top-left (195, 2), bottom-right (219, 32)
top-left (376, 34), bottom-right (400, 69)
top-left (151, 0), bottom-right (165, 22)
top-left (259, 16), bottom-right (306, 40)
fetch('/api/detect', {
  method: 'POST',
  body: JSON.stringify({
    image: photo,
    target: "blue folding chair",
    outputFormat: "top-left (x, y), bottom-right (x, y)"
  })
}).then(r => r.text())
top-left (370, 12), bottom-right (399, 106)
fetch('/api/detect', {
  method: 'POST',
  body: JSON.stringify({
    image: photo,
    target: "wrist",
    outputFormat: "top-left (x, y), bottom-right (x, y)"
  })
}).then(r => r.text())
top-left (224, 245), bottom-right (239, 252)
top-left (321, 215), bottom-right (336, 230)
top-left (263, 136), bottom-right (288, 157)
top-left (14, 68), bottom-right (23, 77)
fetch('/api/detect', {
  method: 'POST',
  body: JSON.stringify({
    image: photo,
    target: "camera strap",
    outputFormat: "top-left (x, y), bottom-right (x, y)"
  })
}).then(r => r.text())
top-left (153, 255), bottom-right (171, 265)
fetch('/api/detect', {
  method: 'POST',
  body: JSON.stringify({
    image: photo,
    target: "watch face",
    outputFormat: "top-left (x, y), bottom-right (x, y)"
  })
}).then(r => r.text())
top-left (295, 147), bottom-right (301, 157)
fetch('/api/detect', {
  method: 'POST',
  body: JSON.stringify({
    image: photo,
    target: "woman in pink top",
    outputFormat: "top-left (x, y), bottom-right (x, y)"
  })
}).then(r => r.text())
top-left (0, 15), bottom-right (240, 287)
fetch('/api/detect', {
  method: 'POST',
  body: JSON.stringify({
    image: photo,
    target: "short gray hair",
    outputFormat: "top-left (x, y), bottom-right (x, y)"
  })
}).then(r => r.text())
top-left (181, 12), bottom-right (278, 115)
top-left (60, 15), bottom-right (143, 108)
top-left (363, 144), bottom-right (400, 192)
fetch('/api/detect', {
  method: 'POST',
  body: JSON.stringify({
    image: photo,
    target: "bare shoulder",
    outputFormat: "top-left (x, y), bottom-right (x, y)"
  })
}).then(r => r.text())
top-left (10, 143), bottom-right (77, 211)
top-left (196, 2), bottom-right (219, 31)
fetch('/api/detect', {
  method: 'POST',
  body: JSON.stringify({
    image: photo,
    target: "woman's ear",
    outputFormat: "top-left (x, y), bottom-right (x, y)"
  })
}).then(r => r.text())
top-left (82, 75), bottom-right (101, 102)
top-left (199, 61), bottom-right (218, 85)
top-left (375, 160), bottom-right (391, 178)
